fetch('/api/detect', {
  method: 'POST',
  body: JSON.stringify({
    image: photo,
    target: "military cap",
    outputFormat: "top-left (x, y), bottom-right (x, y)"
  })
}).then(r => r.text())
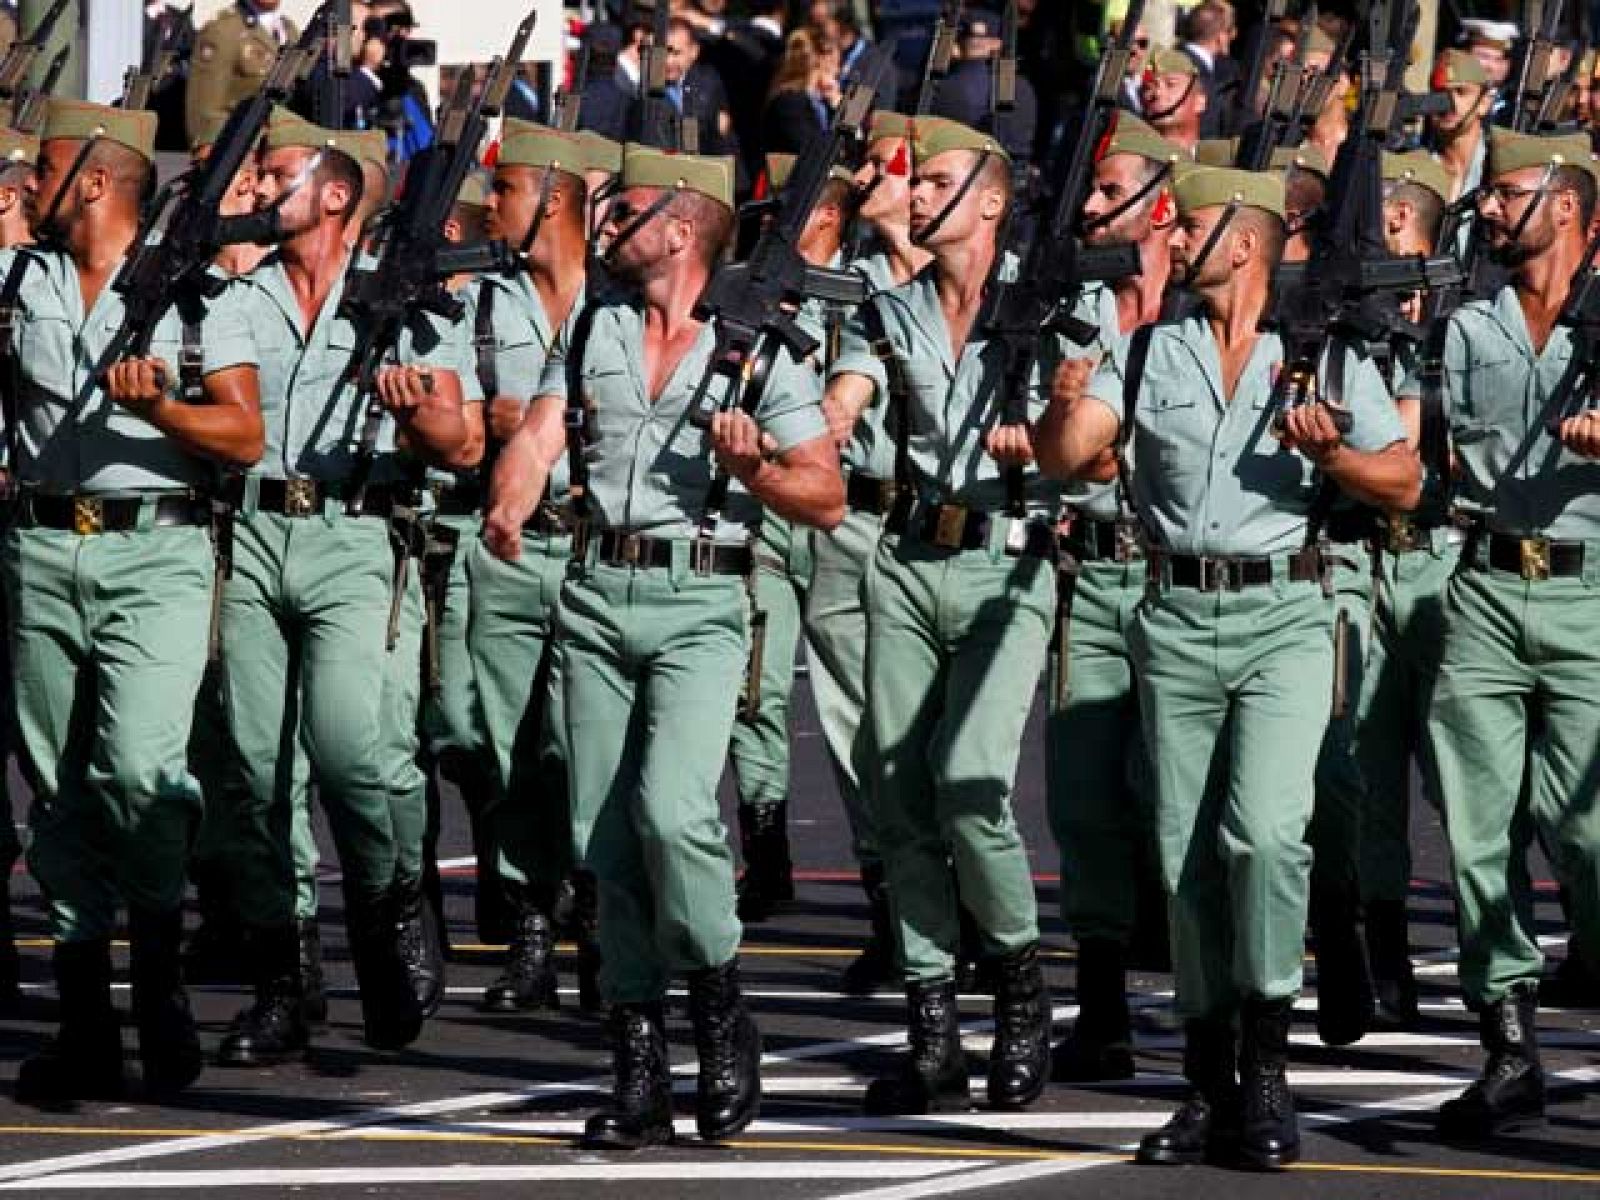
top-left (1488, 127), bottom-right (1600, 183)
top-left (1147, 46), bottom-right (1198, 78)
top-left (1382, 150), bottom-right (1452, 204)
top-left (910, 115), bottom-right (1011, 166)
top-left (1101, 112), bottom-right (1185, 167)
top-left (455, 170), bottom-right (491, 213)
top-left (262, 106), bottom-right (366, 164)
top-left (41, 98), bottom-right (157, 164)
top-left (1305, 26), bottom-right (1337, 59)
top-left (346, 129), bottom-right (391, 180)
top-left (1461, 18), bottom-right (1518, 51)
top-left (1173, 165), bottom-right (1286, 220)
top-left (0, 126), bottom-right (37, 168)
top-left (763, 152), bottom-right (855, 192)
top-left (1272, 143), bottom-right (1330, 180)
top-left (1432, 48), bottom-right (1491, 89)
top-left (868, 111), bottom-right (913, 143)
top-left (572, 129), bottom-right (623, 175)
top-left (499, 118), bottom-right (583, 178)
top-left (620, 143), bottom-right (736, 210)
top-left (1194, 138), bottom-right (1236, 167)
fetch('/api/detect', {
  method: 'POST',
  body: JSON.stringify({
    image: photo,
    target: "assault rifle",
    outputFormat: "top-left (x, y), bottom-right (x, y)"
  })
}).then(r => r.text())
top-left (978, 0), bottom-right (1147, 517)
top-left (553, 41), bottom-right (591, 133)
top-left (1232, 0), bottom-right (1288, 134)
top-left (314, 0), bottom-right (355, 129)
top-left (1502, 0), bottom-right (1566, 131)
top-left (339, 9), bottom-right (536, 514)
top-left (1237, 7), bottom-right (1314, 169)
top-left (11, 45), bottom-right (67, 133)
top-left (635, 0), bottom-right (691, 151)
top-left (914, 1), bottom-right (962, 114)
top-left (120, 45), bottom-right (175, 113)
top-left (0, 0), bottom-right (69, 111)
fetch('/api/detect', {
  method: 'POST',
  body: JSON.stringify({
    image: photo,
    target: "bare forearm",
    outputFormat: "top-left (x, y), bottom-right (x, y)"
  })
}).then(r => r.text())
top-left (146, 396), bottom-right (264, 469)
top-left (1035, 397), bottom-right (1119, 481)
top-left (1324, 443), bottom-right (1422, 512)
top-left (747, 459), bottom-right (844, 531)
top-left (487, 396), bottom-right (565, 525)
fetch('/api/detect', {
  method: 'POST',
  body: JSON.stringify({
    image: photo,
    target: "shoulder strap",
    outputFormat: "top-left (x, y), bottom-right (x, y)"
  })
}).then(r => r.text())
top-left (860, 296), bottom-right (913, 493)
top-left (473, 278), bottom-right (499, 401)
top-left (0, 250), bottom-right (39, 473)
top-left (1304, 338), bottom-right (1349, 547)
top-left (563, 300), bottom-right (601, 520)
top-left (1114, 322), bottom-right (1156, 527)
top-left (1418, 319), bottom-right (1452, 509)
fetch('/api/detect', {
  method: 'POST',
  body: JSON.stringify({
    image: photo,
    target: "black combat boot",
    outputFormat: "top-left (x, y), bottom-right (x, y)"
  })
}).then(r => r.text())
top-left (346, 887), bottom-right (424, 1052)
top-left (1237, 997), bottom-right (1300, 1170)
top-left (1053, 938), bottom-right (1135, 1082)
top-left (0, 885), bottom-right (20, 1012)
top-left (840, 864), bottom-right (899, 996)
top-left (1543, 935), bottom-right (1600, 1010)
top-left (570, 870), bottom-right (603, 1015)
top-left (128, 908), bottom-right (202, 1097)
top-left (481, 893), bottom-right (558, 1012)
top-left (1439, 981), bottom-right (1546, 1137)
top-left (217, 925), bottom-right (309, 1067)
top-left (15, 939), bottom-right (125, 1108)
top-left (686, 959), bottom-right (762, 1140)
top-left (864, 979), bottom-right (970, 1114)
top-left (583, 1003), bottom-right (676, 1149)
top-left (735, 803), bottom-right (794, 923)
top-left (1310, 886), bottom-right (1375, 1046)
top-left (988, 943), bottom-right (1050, 1109)
top-left (1364, 898), bottom-right (1419, 1029)
top-left (183, 865), bottom-right (247, 985)
top-left (394, 876), bottom-right (445, 1019)
top-left (298, 918), bottom-right (328, 1025)
top-left (1136, 1017), bottom-right (1239, 1166)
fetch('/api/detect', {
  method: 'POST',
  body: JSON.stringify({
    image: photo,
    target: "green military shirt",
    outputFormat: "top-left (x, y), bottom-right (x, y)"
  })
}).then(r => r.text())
top-left (1, 247), bottom-right (257, 493)
top-left (832, 261), bottom-right (1053, 514)
top-left (241, 252), bottom-right (476, 485)
top-left (1087, 316), bottom-right (1406, 556)
top-left (1441, 284), bottom-right (1600, 540)
top-left (830, 249), bottom-right (902, 481)
top-left (550, 296), bottom-right (826, 542)
top-left (1051, 282), bottom-right (1126, 522)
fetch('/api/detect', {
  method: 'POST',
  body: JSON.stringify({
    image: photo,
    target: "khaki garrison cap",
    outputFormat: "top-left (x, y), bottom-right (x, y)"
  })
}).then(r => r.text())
top-left (1488, 127), bottom-right (1600, 183)
top-left (263, 106), bottom-right (366, 162)
top-left (1194, 138), bottom-right (1235, 167)
top-left (910, 115), bottom-right (1010, 165)
top-left (1173, 165), bottom-right (1286, 220)
top-left (0, 127), bottom-right (37, 168)
top-left (1147, 47), bottom-right (1197, 78)
top-left (572, 129), bottom-right (623, 175)
top-left (1272, 143), bottom-right (1330, 180)
top-left (1432, 48), bottom-right (1491, 89)
top-left (764, 152), bottom-right (855, 191)
top-left (868, 111), bottom-right (913, 143)
top-left (455, 171), bottom-right (491, 213)
top-left (1382, 151), bottom-right (1452, 204)
top-left (621, 143), bottom-right (736, 211)
top-left (1101, 113), bottom-right (1185, 167)
top-left (499, 118), bottom-right (584, 178)
top-left (345, 129), bottom-right (390, 180)
top-left (42, 99), bottom-right (156, 164)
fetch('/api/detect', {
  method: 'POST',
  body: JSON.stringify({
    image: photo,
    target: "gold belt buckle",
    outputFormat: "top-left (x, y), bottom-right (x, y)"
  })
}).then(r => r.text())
top-left (284, 478), bottom-right (318, 517)
top-left (1387, 514), bottom-right (1414, 553)
top-left (618, 533), bottom-right (643, 565)
top-left (933, 504), bottom-right (968, 549)
top-left (72, 496), bottom-right (104, 536)
top-left (876, 479), bottom-right (898, 514)
top-left (1520, 536), bottom-right (1551, 581)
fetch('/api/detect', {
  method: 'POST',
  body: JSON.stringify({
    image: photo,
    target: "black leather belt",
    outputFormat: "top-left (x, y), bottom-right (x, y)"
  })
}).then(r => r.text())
top-left (432, 480), bottom-right (483, 517)
top-left (226, 477), bottom-right (419, 519)
top-left (1064, 515), bottom-right (1143, 563)
top-left (1157, 547), bottom-right (1323, 592)
top-left (581, 527), bottom-right (753, 576)
top-left (21, 492), bottom-right (209, 535)
top-left (845, 471), bottom-right (900, 515)
top-left (1479, 531), bottom-right (1586, 580)
top-left (887, 501), bottom-right (1054, 559)
top-left (1323, 509), bottom-right (1382, 545)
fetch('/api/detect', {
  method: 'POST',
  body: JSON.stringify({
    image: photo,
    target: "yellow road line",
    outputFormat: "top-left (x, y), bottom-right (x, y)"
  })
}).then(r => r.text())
top-left (1291, 1161), bottom-right (1600, 1184)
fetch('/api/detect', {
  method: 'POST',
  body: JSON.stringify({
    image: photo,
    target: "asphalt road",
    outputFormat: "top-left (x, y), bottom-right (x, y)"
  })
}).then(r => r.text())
top-left (0, 673), bottom-right (1595, 1198)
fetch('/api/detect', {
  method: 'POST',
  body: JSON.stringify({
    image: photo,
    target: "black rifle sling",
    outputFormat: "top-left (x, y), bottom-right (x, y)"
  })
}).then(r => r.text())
top-left (1116, 322), bottom-right (1154, 529)
top-left (1418, 319), bottom-right (1453, 511)
top-left (0, 250), bottom-right (38, 472)
top-left (860, 297), bottom-right (914, 503)
top-left (474, 278), bottom-right (499, 400)
top-left (563, 300), bottom-right (602, 521)
top-left (179, 303), bottom-right (206, 403)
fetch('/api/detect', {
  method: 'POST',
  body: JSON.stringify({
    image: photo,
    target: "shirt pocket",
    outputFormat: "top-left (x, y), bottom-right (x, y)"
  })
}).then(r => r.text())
top-left (1138, 389), bottom-right (1205, 474)
top-left (16, 313), bottom-right (74, 401)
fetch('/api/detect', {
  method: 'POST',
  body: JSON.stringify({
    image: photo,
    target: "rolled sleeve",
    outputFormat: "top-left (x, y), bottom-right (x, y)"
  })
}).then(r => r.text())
top-left (1085, 353), bottom-right (1126, 425)
top-left (756, 349), bottom-right (827, 454)
top-left (1341, 348), bottom-right (1406, 453)
top-left (196, 283), bottom-right (259, 376)
top-left (828, 306), bottom-right (888, 397)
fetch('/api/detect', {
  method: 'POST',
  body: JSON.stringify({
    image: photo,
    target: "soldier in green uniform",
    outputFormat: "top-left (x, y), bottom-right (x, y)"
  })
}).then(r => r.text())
top-left (213, 110), bottom-right (476, 1067)
top-left (1426, 129), bottom-right (1600, 1138)
top-left (485, 144), bottom-right (843, 1148)
top-left (1358, 150), bottom-right (1458, 1030)
top-left (5, 100), bottom-right (264, 1106)
top-left (186, 0), bottom-right (299, 151)
top-left (1044, 114), bottom-right (1183, 1084)
top-left (1038, 166), bottom-right (1419, 1169)
top-left (0, 123), bottom-right (36, 1011)
top-left (466, 121), bottom-right (591, 1012)
top-left (825, 117), bottom-right (1055, 1116)
top-left (1428, 50), bottom-right (1492, 213)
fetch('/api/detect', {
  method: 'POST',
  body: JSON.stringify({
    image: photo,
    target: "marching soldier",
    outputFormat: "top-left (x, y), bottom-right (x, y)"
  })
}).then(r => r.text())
top-left (1426, 129), bottom-right (1600, 1138)
top-left (466, 120), bottom-right (592, 1013)
top-left (1038, 166), bottom-right (1418, 1169)
top-left (1139, 48), bottom-right (1207, 154)
top-left (6, 100), bottom-right (264, 1106)
top-left (186, 0), bottom-right (300, 151)
top-left (485, 144), bottom-right (843, 1148)
top-left (1045, 114), bottom-right (1183, 1084)
top-left (213, 109), bottom-right (475, 1067)
top-left (826, 117), bottom-right (1055, 1115)
top-left (1427, 49), bottom-right (1493, 259)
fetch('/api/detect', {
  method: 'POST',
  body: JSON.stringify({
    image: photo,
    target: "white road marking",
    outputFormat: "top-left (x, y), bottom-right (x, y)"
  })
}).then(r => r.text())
top-left (816, 1157), bottom-right (1117, 1200)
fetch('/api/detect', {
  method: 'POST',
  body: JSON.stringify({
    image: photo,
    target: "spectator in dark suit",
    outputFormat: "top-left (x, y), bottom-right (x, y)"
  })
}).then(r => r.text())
top-left (576, 21), bottom-right (631, 143)
top-left (710, 0), bottom-right (788, 186)
top-left (761, 29), bottom-right (838, 156)
top-left (666, 16), bottom-right (738, 158)
top-left (929, 8), bottom-right (1038, 165)
top-left (1181, 1), bottom-right (1242, 137)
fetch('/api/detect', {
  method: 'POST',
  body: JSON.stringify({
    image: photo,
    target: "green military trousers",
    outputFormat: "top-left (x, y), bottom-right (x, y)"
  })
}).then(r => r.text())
top-left (729, 515), bottom-right (813, 812)
top-left (467, 529), bottom-right (574, 896)
top-left (378, 566), bottom-right (427, 888)
top-left (423, 513), bottom-right (490, 769)
top-left (6, 521), bottom-right (212, 941)
top-left (1308, 544), bottom-right (1373, 904)
top-left (1044, 558), bottom-right (1155, 945)
top-left (558, 556), bottom-right (747, 1003)
top-left (1355, 535), bottom-right (1458, 910)
top-left (1426, 560), bottom-right (1600, 1006)
top-left (802, 509), bottom-right (881, 869)
top-left (1130, 574), bottom-right (1332, 1019)
top-left (865, 533), bottom-right (1052, 982)
top-left (0, 590), bottom-right (18, 875)
top-left (218, 511), bottom-right (405, 929)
